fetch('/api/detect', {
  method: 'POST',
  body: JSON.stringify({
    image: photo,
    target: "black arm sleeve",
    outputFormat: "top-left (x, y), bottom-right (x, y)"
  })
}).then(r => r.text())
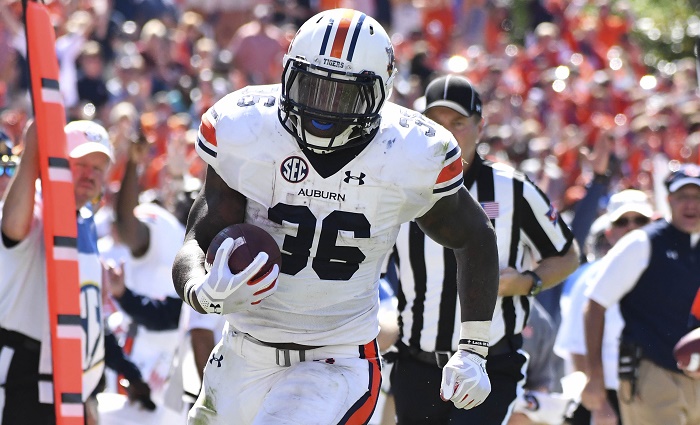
top-left (104, 331), bottom-right (142, 382)
top-left (114, 288), bottom-right (182, 331)
top-left (570, 177), bottom-right (609, 255)
top-left (1, 231), bottom-right (20, 248)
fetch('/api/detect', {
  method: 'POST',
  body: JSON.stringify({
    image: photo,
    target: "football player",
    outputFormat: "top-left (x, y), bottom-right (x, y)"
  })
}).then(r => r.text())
top-left (172, 8), bottom-right (500, 425)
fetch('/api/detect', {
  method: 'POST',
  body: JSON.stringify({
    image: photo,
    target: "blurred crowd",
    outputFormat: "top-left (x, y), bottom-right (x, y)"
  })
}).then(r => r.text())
top-left (1, 0), bottom-right (699, 422)
top-left (1, 0), bottom-right (698, 214)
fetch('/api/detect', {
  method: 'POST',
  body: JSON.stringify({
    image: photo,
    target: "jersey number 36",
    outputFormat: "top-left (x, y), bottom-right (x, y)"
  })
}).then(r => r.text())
top-left (269, 203), bottom-right (370, 281)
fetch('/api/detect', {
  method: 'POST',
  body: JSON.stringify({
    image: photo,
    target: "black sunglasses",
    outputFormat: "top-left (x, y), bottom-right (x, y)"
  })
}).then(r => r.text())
top-left (0, 164), bottom-right (15, 178)
top-left (612, 216), bottom-right (650, 228)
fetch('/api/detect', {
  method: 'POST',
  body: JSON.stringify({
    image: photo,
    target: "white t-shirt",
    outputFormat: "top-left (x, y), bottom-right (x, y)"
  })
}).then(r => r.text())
top-left (554, 260), bottom-right (624, 389)
top-left (585, 230), bottom-right (651, 308)
top-left (0, 203), bottom-right (47, 340)
top-left (129, 203), bottom-right (184, 298)
top-left (103, 203), bottom-right (185, 402)
top-left (0, 202), bottom-right (105, 401)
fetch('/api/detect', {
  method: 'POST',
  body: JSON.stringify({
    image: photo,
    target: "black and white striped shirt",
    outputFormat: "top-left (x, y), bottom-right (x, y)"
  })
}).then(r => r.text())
top-left (390, 155), bottom-right (574, 353)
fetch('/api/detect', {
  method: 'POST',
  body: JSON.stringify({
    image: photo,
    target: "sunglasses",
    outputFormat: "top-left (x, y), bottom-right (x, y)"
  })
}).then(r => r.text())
top-left (0, 164), bottom-right (15, 178)
top-left (612, 216), bottom-right (650, 228)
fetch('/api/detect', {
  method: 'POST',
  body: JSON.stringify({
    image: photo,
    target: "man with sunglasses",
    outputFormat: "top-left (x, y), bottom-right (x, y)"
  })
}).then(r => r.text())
top-left (0, 135), bottom-right (18, 198)
top-left (555, 189), bottom-right (653, 425)
top-left (0, 151), bottom-right (19, 197)
top-left (583, 164), bottom-right (700, 425)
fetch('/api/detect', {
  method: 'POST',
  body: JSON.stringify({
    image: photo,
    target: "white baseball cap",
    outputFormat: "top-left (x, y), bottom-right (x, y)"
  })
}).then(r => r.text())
top-left (605, 189), bottom-right (654, 223)
top-left (65, 120), bottom-right (113, 162)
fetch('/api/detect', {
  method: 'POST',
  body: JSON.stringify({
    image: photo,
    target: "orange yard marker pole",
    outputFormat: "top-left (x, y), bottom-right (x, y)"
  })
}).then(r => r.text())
top-left (23, 1), bottom-right (84, 423)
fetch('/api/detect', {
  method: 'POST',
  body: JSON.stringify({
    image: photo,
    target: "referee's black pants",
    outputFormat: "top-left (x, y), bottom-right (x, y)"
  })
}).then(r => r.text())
top-left (391, 347), bottom-right (527, 424)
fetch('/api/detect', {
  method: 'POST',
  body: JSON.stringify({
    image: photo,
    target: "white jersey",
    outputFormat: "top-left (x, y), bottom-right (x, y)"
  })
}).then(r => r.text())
top-left (554, 260), bottom-right (624, 389)
top-left (196, 84), bottom-right (463, 346)
top-left (0, 200), bottom-right (105, 401)
top-left (129, 203), bottom-right (184, 299)
top-left (0, 202), bottom-right (46, 341)
top-left (107, 202), bottom-right (185, 401)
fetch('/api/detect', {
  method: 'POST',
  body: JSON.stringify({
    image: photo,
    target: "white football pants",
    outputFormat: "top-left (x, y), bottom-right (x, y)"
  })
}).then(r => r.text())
top-left (189, 323), bottom-right (381, 425)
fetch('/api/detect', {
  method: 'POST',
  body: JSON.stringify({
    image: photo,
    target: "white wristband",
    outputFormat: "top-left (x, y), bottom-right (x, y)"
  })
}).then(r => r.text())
top-left (183, 276), bottom-right (203, 311)
top-left (458, 321), bottom-right (490, 358)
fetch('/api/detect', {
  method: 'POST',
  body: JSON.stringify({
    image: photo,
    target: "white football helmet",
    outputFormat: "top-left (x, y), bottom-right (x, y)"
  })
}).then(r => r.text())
top-left (279, 8), bottom-right (397, 153)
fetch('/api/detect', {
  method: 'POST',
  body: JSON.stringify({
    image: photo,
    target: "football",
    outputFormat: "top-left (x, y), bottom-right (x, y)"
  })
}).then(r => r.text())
top-left (205, 223), bottom-right (282, 280)
top-left (673, 327), bottom-right (700, 372)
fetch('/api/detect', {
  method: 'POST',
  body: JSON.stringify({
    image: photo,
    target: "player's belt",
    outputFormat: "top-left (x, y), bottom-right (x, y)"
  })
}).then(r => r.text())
top-left (241, 333), bottom-right (324, 366)
top-left (243, 333), bottom-right (324, 351)
top-left (223, 323), bottom-right (374, 368)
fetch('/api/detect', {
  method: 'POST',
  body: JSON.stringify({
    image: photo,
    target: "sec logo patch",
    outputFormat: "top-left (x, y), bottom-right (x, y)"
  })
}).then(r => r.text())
top-left (281, 156), bottom-right (309, 183)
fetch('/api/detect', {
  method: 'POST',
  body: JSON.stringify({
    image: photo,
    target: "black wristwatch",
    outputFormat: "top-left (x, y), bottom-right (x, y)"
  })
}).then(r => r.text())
top-left (522, 270), bottom-right (543, 296)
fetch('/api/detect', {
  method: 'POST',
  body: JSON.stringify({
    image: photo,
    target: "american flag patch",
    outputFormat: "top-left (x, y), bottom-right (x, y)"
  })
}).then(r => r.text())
top-left (481, 201), bottom-right (499, 219)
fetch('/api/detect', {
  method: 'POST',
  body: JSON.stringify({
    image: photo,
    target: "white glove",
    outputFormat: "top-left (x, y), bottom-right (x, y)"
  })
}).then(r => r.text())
top-left (440, 350), bottom-right (491, 409)
top-left (185, 237), bottom-right (279, 314)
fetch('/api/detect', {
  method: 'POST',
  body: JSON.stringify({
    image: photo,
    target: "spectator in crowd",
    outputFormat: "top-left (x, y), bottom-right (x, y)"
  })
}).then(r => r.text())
top-left (0, 120), bottom-right (151, 424)
top-left (0, 131), bottom-right (18, 198)
top-left (521, 298), bottom-right (560, 396)
top-left (57, 10), bottom-right (96, 113)
top-left (103, 132), bottom-right (186, 403)
top-left (227, 4), bottom-right (288, 86)
top-left (182, 0), bottom-right (257, 48)
top-left (583, 164), bottom-right (700, 425)
top-left (537, 129), bottom-right (617, 326)
top-left (2, 0), bottom-right (695, 212)
top-left (388, 74), bottom-right (579, 424)
top-left (567, 131), bottom-right (617, 259)
top-left (137, 19), bottom-right (173, 96)
top-left (556, 189), bottom-right (654, 425)
top-left (76, 40), bottom-right (109, 118)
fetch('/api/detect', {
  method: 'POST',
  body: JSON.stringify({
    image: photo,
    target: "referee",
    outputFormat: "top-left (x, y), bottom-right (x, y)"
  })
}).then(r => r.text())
top-left (388, 75), bottom-right (580, 424)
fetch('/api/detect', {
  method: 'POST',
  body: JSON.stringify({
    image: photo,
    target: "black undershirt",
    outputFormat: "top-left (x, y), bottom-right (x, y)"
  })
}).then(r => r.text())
top-left (300, 138), bottom-right (373, 178)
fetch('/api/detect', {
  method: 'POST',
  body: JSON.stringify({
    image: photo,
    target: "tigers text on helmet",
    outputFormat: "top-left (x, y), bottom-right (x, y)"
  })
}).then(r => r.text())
top-left (279, 8), bottom-right (397, 153)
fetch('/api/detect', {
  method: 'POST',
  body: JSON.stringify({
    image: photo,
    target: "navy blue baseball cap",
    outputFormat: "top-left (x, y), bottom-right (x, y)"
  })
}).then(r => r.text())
top-left (424, 75), bottom-right (482, 117)
top-left (665, 163), bottom-right (700, 193)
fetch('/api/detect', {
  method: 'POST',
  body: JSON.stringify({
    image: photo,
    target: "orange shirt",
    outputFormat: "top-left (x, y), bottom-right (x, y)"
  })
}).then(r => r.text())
top-left (319, 0), bottom-right (343, 10)
top-left (421, 6), bottom-right (453, 57)
top-left (597, 15), bottom-right (628, 51)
